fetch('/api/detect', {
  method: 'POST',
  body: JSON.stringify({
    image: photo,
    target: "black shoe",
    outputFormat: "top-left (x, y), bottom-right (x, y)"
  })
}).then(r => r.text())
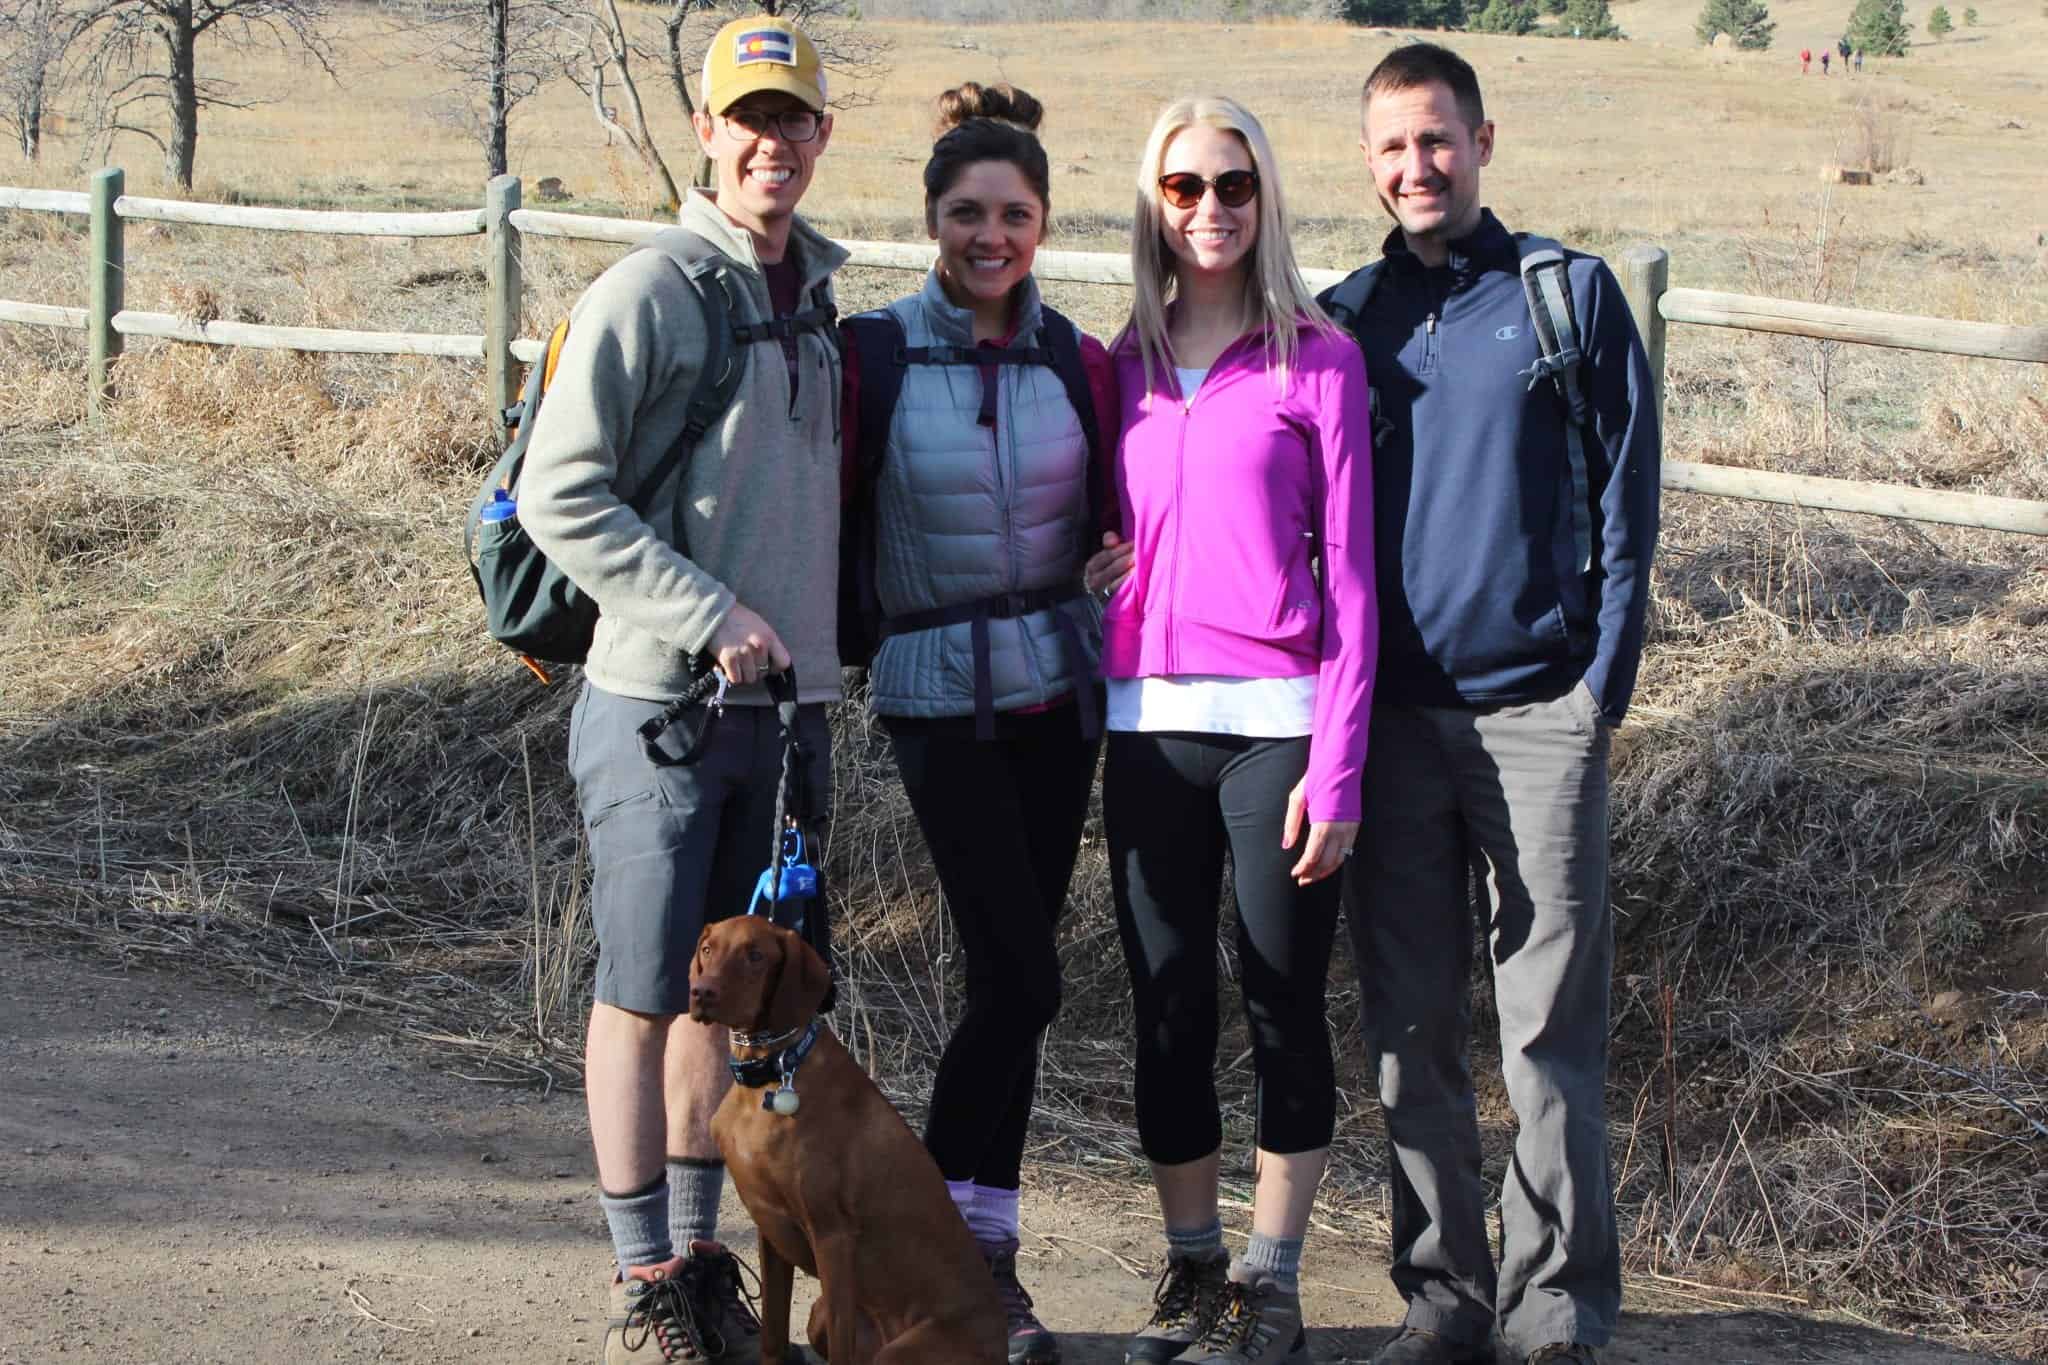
top-left (1370, 1326), bottom-right (1492, 1365)
top-left (980, 1237), bottom-right (1060, 1364)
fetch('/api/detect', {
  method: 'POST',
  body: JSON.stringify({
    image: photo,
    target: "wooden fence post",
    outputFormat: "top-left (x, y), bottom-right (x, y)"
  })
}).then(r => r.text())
top-left (1621, 242), bottom-right (1670, 431)
top-left (484, 174), bottom-right (522, 443)
top-left (88, 167), bottom-right (124, 420)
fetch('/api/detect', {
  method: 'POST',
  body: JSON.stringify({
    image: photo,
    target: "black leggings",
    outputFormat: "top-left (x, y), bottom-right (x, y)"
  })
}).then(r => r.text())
top-left (1105, 730), bottom-right (1341, 1165)
top-left (885, 704), bottom-right (1101, 1190)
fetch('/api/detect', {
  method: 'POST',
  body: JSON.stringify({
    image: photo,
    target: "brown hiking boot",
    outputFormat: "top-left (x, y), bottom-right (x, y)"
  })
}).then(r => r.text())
top-left (980, 1237), bottom-right (1060, 1364)
top-left (680, 1239), bottom-right (802, 1365)
top-left (1526, 1346), bottom-right (1598, 1364)
top-left (1126, 1250), bottom-right (1231, 1363)
top-left (1185, 1265), bottom-right (1308, 1363)
top-left (605, 1256), bottom-right (709, 1364)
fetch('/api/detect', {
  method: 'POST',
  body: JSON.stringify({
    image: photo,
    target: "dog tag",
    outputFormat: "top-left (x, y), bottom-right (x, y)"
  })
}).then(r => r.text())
top-left (769, 1088), bottom-right (800, 1117)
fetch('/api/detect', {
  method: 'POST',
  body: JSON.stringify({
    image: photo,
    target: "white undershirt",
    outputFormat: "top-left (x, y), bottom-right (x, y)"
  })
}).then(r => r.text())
top-left (1104, 365), bottom-right (1318, 739)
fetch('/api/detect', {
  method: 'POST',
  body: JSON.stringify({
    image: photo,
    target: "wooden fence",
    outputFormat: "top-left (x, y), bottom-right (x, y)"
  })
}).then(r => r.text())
top-left (4, 168), bottom-right (2047, 537)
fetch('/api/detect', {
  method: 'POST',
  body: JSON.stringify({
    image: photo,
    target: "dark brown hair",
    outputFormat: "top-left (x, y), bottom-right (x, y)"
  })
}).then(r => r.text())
top-left (924, 82), bottom-right (1051, 218)
top-left (1362, 42), bottom-right (1486, 131)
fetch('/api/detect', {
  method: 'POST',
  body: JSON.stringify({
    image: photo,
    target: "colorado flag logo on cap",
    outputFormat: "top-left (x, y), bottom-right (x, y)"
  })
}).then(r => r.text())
top-left (734, 28), bottom-right (797, 66)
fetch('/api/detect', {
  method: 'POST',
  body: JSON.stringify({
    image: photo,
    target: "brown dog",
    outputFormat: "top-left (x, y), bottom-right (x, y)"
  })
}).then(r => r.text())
top-left (689, 916), bottom-right (1006, 1364)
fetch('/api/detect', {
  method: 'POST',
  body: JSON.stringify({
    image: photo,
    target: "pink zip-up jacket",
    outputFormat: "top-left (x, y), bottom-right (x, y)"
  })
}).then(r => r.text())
top-left (1102, 322), bottom-right (1377, 822)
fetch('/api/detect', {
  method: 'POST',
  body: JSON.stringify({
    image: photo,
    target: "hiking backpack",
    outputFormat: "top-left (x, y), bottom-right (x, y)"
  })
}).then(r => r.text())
top-left (1321, 235), bottom-right (1598, 578)
top-left (835, 306), bottom-right (1105, 674)
top-left (465, 229), bottom-right (837, 679)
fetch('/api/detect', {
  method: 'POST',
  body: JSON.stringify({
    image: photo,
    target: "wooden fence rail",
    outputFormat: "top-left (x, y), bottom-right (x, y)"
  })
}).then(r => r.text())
top-left (2, 170), bottom-right (2044, 537)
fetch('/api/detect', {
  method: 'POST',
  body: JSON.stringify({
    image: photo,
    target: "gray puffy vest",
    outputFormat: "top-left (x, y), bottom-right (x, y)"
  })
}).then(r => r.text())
top-left (866, 273), bottom-right (1101, 720)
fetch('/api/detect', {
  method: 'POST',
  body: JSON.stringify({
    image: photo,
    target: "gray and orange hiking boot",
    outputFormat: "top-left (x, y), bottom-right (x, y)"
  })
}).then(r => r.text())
top-left (680, 1239), bottom-right (804, 1365)
top-left (605, 1256), bottom-right (709, 1364)
top-left (981, 1237), bottom-right (1060, 1364)
top-left (1185, 1264), bottom-right (1309, 1364)
top-left (1126, 1249), bottom-right (1231, 1363)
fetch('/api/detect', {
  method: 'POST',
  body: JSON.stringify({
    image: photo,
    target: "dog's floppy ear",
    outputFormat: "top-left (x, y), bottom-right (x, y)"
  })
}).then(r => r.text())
top-left (765, 927), bottom-right (831, 1031)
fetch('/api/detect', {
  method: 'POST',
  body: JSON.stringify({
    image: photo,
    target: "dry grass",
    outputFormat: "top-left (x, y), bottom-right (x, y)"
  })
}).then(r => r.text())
top-left (3, 9), bottom-right (2047, 1359)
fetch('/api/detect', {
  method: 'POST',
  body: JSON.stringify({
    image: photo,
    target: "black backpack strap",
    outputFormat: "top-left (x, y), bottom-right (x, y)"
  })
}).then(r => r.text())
top-left (836, 313), bottom-right (908, 672)
top-left (1515, 236), bottom-right (1596, 579)
top-left (1320, 261), bottom-right (1384, 332)
top-left (1037, 307), bottom-right (1105, 515)
top-left (733, 302), bottom-right (838, 346)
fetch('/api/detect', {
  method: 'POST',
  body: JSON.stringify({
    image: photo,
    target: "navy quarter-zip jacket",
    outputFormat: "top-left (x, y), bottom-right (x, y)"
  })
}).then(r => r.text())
top-left (1319, 209), bottom-right (1660, 723)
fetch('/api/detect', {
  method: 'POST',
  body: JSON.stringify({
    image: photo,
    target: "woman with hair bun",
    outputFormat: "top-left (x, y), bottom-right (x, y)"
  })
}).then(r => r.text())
top-left (1082, 94), bottom-right (1376, 1364)
top-left (839, 80), bottom-right (1117, 1365)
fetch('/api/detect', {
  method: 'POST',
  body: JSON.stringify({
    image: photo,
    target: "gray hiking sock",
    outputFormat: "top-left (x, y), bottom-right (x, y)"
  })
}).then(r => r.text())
top-left (1166, 1216), bottom-right (1226, 1263)
top-left (1241, 1232), bottom-right (1304, 1294)
top-left (599, 1174), bottom-right (672, 1273)
top-left (668, 1154), bottom-right (725, 1249)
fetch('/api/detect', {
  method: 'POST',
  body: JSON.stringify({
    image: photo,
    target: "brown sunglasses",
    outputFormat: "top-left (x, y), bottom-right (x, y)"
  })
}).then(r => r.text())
top-left (1156, 169), bottom-right (1260, 210)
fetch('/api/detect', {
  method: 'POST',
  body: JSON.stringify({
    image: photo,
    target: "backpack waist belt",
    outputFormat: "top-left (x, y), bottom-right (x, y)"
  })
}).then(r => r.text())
top-left (881, 586), bottom-right (1099, 742)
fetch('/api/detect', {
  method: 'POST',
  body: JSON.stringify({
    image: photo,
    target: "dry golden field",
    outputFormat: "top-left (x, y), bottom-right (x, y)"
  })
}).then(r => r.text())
top-left (3, 5), bottom-right (2047, 1359)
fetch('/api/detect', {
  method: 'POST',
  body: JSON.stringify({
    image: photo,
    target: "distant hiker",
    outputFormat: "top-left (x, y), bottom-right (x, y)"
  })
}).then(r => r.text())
top-left (1855, 47), bottom-right (1865, 70)
top-left (1838, 34), bottom-right (1853, 60)
top-left (1821, 48), bottom-right (1831, 73)
top-left (1800, 46), bottom-right (1812, 72)
top-left (1321, 40), bottom-right (1660, 1365)
top-left (516, 14), bottom-right (845, 1364)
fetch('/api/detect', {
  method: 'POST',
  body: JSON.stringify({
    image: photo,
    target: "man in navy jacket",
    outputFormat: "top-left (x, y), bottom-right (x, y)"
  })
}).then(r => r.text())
top-left (1319, 42), bottom-right (1660, 1365)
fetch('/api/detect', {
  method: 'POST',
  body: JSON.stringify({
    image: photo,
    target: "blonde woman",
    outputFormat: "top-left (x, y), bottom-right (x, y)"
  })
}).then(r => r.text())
top-left (1083, 96), bottom-right (1376, 1365)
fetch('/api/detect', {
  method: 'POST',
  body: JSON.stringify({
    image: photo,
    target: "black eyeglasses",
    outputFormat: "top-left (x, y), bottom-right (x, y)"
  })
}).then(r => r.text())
top-left (1156, 169), bottom-right (1260, 210)
top-left (722, 108), bottom-right (822, 143)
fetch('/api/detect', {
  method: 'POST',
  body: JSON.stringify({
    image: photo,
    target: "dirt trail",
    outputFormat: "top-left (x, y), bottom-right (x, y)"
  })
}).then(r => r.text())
top-left (0, 928), bottom-right (2015, 1365)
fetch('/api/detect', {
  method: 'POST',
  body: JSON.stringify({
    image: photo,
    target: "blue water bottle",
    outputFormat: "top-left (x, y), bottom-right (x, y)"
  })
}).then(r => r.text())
top-left (480, 488), bottom-right (517, 525)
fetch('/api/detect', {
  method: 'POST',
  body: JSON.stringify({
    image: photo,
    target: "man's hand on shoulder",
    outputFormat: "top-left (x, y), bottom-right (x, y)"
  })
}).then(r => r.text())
top-left (709, 604), bottom-right (792, 686)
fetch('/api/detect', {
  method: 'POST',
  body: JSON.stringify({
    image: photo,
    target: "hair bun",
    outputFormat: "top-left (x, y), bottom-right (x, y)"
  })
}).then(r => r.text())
top-left (933, 82), bottom-right (1044, 137)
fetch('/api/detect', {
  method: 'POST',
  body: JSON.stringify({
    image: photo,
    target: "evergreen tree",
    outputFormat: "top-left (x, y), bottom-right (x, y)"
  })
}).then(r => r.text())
top-left (1542, 0), bottom-right (1567, 14)
top-left (1846, 0), bottom-right (1911, 53)
top-left (1695, 0), bottom-right (1775, 45)
top-left (1338, 0), bottom-right (1464, 24)
top-left (1561, 0), bottom-right (1622, 36)
top-left (1962, 4), bottom-right (1977, 21)
top-left (1472, 0), bottom-right (1537, 30)
top-left (1927, 2), bottom-right (1953, 31)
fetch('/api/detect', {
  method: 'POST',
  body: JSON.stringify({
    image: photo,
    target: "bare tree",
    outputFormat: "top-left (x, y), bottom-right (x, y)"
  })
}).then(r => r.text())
top-left (393, 0), bottom-right (587, 178)
top-left (573, 0), bottom-right (887, 207)
top-left (0, 0), bottom-right (89, 160)
top-left (76, 0), bottom-right (336, 190)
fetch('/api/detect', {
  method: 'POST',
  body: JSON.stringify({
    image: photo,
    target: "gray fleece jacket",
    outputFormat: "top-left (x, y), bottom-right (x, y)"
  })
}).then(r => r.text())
top-left (520, 191), bottom-right (849, 706)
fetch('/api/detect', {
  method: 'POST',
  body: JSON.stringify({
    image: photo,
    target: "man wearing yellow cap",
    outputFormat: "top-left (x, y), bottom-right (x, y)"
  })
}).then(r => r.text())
top-left (516, 15), bottom-right (844, 1364)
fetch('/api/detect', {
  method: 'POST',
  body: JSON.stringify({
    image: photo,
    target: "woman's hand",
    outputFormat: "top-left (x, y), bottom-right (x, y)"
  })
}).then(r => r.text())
top-left (1083, 531), bottom-right (1135, 602)
top-left (1283, 778), bottom-right (1359, 885)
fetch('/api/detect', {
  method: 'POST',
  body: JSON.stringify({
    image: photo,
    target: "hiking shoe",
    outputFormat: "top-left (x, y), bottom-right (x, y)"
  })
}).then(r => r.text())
top-left (981, 1237), bottom-right (1060, 1364)
top-left (1184, 1264), bottom-right (1308, 1363)
top-left (1126, 1250), bottom-right (1231, 1363)
top-left (679, 1240), bottom-right (801, 1364)
top-left (606, 1256), bottom-right (709, 1364)
top-left (1370, 1327), bottom-right (1492, 1364)
top-left (1526, 1347), bottom-right (1598, 1365)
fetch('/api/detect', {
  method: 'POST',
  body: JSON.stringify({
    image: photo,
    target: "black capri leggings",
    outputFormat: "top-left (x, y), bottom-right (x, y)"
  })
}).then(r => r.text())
top-left (1106, 730), bottom-right (1341, 1165)
top-left (886, 704), bottom-right (1101, 1191)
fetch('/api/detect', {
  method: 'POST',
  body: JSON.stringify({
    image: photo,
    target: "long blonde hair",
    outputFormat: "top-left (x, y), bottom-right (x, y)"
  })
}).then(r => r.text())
top-left (1119, 95), bottom-right (1334, 393)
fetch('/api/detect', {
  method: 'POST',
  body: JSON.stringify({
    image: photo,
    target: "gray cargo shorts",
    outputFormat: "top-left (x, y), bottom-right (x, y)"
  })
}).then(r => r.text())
top-left (568, 681), bottom-right (832, 1016)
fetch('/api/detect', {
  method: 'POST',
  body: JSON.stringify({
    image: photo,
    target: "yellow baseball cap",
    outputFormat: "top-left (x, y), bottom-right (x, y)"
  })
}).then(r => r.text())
top-left (700, 16), bottom-right (827, 114)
